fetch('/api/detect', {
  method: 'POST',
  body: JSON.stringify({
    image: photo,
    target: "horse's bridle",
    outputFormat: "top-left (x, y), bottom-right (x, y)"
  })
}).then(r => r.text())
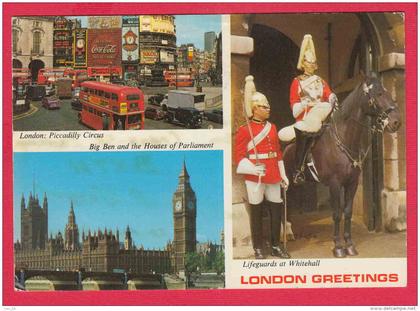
top-left (363, 82), bottom-right (398, 133)
top-left (331, 81), bottom-right (397, 169)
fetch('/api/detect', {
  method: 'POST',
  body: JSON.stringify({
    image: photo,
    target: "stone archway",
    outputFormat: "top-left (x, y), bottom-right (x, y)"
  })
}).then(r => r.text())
top-left (249, 24), bottom-right (298, 131)
top-left (28, 59), bottom-right (45, 82)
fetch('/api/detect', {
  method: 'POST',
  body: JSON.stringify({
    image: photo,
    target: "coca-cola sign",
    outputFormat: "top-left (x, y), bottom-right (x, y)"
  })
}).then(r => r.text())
top-left (91, 45), bottom-right (117, 54)
top-left (87, 29), bottom-right (121, 67)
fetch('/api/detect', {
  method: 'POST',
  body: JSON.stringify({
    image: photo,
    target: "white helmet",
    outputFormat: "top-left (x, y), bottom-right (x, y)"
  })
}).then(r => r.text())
top-left (244, 75), bottom-right (269, 118)
top-left (297, 34), bottom-right (317, 71)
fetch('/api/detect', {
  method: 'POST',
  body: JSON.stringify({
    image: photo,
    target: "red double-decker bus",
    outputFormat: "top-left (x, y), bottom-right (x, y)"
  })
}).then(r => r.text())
top-left (12, 68), bottom-right (31, 85)
top-left (87, 66), bottom-right (122, 82)
top-left (164, 70), bottom-right (194, 87)
top-left (37, 68), bottom-right (66, 85)
top-left (63, 68), bottom-right (88, 88)
top-left (79, 81), bottom-right (144, 130)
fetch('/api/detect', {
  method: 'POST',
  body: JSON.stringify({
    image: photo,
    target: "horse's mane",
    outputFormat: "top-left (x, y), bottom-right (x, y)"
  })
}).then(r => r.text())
top-left (334, 81), bottom-right (364, 122)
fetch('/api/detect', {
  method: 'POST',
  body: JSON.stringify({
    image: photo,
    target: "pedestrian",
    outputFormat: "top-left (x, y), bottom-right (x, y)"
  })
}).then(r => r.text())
top-left (278, 34), bottom-right (338, 185)
top-left (234, 75), bottom-right (290, 259)
top-left (102, 113), bottom-right (109, 130)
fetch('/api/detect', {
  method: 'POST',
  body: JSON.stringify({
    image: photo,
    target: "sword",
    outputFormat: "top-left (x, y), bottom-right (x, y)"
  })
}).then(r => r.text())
top-left (282, 185), bottom-right (288, 250)
top-left (241, 91), bottom-right (263, 191)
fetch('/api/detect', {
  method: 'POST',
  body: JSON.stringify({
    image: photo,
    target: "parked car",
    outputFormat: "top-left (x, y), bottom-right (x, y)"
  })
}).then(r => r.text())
top-left (204, 109), bottom-right (223, 124)
top-left (45, 84), bottom-right (57, 97)
top-left (148, 93), bottom-right (165, 106)
top-left (42, 95), bottom-right (61, 110)
top-left (26, 84), bottom-right (46, 100)
top-left (165, 107), bottom-right (202, 128)
top-left (145, 106), bottom-right (166, 120)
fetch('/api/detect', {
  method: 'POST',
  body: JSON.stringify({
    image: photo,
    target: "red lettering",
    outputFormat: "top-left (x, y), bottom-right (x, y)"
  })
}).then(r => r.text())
top-left (389, 274), bottom-right (399, 282)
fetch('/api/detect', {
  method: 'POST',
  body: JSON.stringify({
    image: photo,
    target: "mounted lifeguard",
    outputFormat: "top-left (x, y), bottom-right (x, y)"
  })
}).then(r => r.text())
top-left (278, 34), bottom-right (338, 185)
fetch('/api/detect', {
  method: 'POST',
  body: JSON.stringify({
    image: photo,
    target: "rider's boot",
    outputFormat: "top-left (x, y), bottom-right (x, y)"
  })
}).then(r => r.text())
top-left (293, 127), bottom-right (312, 185)
top-left (249, 203), bottom-right (265, 259)
top-left (269, 201), bottom-right (291, 259)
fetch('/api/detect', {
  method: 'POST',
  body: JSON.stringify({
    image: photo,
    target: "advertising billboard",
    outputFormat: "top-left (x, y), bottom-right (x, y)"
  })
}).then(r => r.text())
top-left (140, 48), bottom-right (158, 64)
top-left (88, 16), bottom-right (121, 29)
top-left (87, 28), bottom-right (122, 67)
top-left (122, 16), bottom-right (139, 63)
top-left (159, 50), bottom-right (174, 63)
top-left (73, 28), bottom-right (87, 68)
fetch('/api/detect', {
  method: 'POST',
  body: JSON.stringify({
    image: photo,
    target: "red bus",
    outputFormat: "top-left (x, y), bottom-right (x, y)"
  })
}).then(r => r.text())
top-left (37, 68), bottom-right (66, 85)
top-left (63, 69), bottom-right (88, 88)
top-left (164, 71), bottom-right (194, 87)
top-left (87, 66), bottom-right (122, 82)
top-left (12, 68), bottom-right (31, 85)
top-left (79, 81), bottom-right (144, 130)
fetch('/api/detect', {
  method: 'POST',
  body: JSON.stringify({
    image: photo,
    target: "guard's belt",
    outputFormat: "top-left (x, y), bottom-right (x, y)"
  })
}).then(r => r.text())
top-left (249, 152), bottom-right (277, 160)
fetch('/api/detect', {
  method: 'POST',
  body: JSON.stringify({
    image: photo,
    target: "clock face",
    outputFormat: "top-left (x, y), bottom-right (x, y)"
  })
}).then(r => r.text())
top-left (76, 39), bottom-right (85, 49)
top-left (175, 200), bottom-right (182, 211)
top-left (127, 36), bottom-right (135, 44)
top-left (188, 201), bottom-right (194, 210)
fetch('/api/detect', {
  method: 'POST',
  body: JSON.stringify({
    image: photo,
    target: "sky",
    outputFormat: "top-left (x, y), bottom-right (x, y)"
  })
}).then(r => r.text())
top-left (68, 15), bottom-right (222, 50)
top-left (13, 151), bottom-right (224, 250)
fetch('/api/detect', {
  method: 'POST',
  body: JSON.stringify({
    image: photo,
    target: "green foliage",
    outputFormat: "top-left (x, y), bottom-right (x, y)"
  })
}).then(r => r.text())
top-left (184, 248), bottom-right (225, 274)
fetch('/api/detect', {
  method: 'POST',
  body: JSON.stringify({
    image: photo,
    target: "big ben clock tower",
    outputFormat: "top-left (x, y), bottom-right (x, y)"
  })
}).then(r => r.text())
top-left (172, 160), bottom-right (197, 273)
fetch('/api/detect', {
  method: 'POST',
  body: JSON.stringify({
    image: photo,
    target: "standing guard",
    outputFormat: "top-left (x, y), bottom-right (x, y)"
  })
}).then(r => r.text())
top-left (235, 75), bottom-right (290, 259)
top-left (278, 34), bottom-right (338, 185)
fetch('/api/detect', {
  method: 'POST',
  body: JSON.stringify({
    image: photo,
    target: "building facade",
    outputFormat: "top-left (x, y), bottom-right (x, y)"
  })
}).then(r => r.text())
top-left (138, 15), bottom-right (176, 76)
top-left (204, 31), bottom-right (216, 53)
top-left (12, 17), bottom-right (54, 78)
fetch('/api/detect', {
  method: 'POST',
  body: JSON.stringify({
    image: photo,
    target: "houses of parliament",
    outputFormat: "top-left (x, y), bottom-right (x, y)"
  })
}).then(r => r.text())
top-left (14, 161), bottom-right (207, 275)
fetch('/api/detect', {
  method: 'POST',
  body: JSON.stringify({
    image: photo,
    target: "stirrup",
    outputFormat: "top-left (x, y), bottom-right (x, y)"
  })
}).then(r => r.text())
top-left (293, 170), bottom-right (305, 185)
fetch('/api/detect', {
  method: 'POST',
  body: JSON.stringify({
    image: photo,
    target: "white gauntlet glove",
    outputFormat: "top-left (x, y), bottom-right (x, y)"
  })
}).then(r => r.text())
top-left (292, 97), bottom-right (311, 118)
top-left (278, 160), bottom-right (289, 189)
top-left (237, 158), bottom-right (266, 176)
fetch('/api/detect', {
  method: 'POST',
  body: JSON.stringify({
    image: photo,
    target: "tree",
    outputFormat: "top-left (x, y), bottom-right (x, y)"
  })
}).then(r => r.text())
top-left (214, 251), bottom-right (225, 275)
top-left (184, 252), bottom-right (200, 275)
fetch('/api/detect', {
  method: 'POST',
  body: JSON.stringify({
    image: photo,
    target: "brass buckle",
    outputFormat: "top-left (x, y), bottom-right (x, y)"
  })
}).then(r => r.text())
top-left (268, 151), bottom-right (275, 158)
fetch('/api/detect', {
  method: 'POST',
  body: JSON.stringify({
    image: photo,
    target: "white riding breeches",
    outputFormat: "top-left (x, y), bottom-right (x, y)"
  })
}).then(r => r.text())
top-left (245, 181), bottom-right (283, 204)
top-left (278, 101), bottom-right (333, 142)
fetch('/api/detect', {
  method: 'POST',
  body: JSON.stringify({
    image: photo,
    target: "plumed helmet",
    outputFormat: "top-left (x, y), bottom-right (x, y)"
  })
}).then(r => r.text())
top-left (297, 34), bottom-right (317, 71)
top-left (244, 75), bottom-right (269, 118)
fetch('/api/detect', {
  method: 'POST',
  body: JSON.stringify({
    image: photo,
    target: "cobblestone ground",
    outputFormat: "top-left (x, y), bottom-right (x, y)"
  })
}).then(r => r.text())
top-left (232, 204), bottom-right (407, 259)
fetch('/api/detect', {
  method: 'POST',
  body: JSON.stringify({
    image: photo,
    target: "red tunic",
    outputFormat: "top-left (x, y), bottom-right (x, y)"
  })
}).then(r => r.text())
top-left (234, 121), bottom-right (283, 184)
top-left (290, 76), bottom-right (332, 121)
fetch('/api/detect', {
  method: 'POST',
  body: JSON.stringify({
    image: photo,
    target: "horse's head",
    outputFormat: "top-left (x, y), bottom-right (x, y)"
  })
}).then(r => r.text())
top-left (361, 74), bottom-right (401, 133)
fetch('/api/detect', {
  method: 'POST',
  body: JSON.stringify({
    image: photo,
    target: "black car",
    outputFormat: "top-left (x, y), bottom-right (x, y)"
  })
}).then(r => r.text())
top-left (71, 97), bottom-right (82, 111)
top-left (204, 109), bottom-right (223, 124)
top-left (165, 107), bottom-right (202, 128)
top-left (145, 106), bottom-right (165, 120)
top-left (148, 93), bottom-right (165, 106)
top-left (26, 85), bottom-right (46, 100)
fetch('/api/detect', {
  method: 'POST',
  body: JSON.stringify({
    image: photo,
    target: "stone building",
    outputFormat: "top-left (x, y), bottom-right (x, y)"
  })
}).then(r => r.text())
top-left (15, 161), bottom-right (199, 275)
top-left (15, 202), bottom-right (171, 274)
top-left (12, 17), bottom-right (54, 78)
top-left (231, 13), bottom-right (406, 244)
top-left (138, 15), bottom-right (177, 74)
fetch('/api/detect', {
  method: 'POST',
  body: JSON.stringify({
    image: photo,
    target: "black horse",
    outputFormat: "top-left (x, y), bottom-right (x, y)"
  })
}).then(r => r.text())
top-left (282, 74), bottom-right (401, 257)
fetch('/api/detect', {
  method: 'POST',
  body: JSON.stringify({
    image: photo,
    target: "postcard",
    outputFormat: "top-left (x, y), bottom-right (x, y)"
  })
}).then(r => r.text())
top-left (3, 2), bottom-right (417, 307)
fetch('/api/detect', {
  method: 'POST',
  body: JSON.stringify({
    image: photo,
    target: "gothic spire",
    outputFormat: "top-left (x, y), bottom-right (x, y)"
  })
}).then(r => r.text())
top-left (179, 159), bottom-right (190, 178)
